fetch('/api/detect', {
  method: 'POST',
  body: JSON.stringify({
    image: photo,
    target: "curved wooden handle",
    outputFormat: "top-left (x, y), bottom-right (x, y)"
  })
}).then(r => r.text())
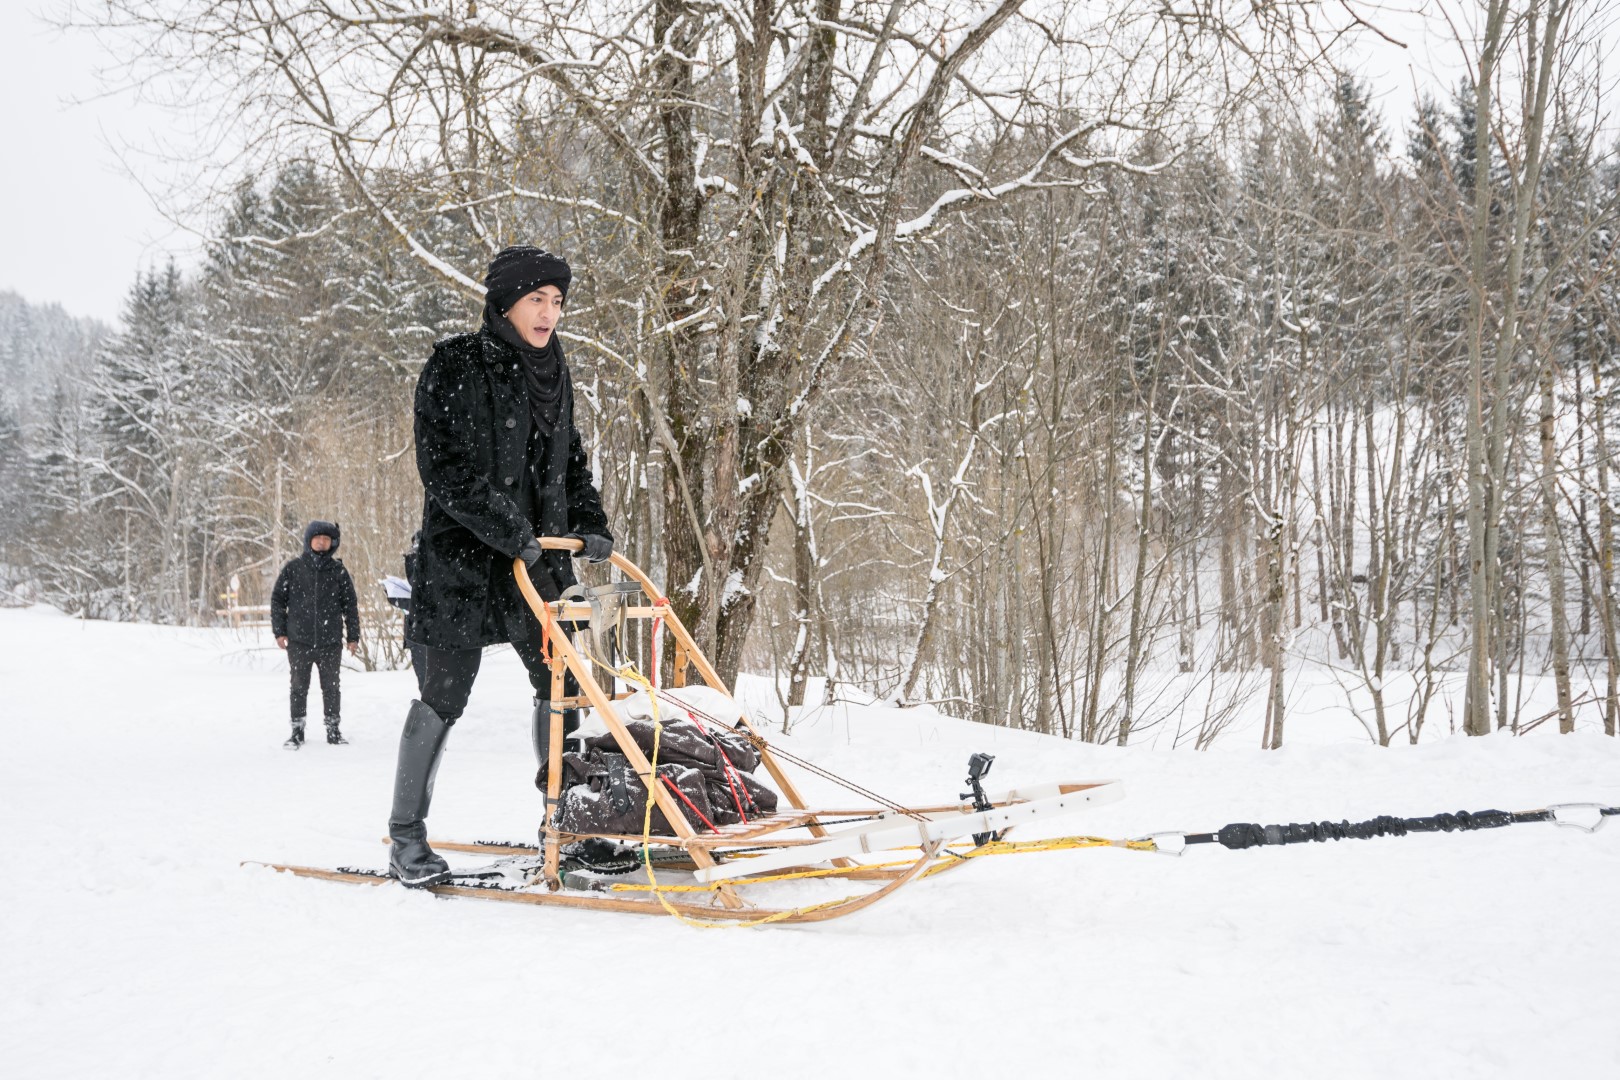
top-left (515, 536), bottom-right (666, 603)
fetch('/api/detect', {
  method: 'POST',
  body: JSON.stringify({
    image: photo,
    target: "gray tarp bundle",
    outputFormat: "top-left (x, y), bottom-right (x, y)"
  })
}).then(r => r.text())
top-left (553, 717), bottom-right (780, 835)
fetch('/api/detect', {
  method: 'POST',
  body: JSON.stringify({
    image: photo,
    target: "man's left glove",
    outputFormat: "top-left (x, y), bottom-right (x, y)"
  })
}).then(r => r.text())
top-left (567, 533), bottom-right (613, 563)
top-left (517, 539), bottom-right (546, 572)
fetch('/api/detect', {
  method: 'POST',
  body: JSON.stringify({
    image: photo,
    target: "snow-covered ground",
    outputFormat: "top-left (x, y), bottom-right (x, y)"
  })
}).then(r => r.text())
top-left (3, 604), bottom-right (1617, 1078)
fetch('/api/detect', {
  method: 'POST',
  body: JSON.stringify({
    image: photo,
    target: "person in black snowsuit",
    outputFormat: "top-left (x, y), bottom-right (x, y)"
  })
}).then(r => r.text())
top-left (387, 246), bottom-right (614, 887)
top-left (270, 520), bottom-right (361, 748)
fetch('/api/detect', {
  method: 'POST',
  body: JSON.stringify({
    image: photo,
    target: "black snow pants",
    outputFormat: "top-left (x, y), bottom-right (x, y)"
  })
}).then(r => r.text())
top-left (416, 602), bottom-right (577, 724)
top-left (288, 642), bottom-right (343, 720)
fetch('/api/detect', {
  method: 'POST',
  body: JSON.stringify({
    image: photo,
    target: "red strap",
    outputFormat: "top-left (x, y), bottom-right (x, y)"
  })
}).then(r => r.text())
top-left (538, 609), bottom-right (554, 665)
top-left (660, 773), bottom-right (720, 833)
top-left (524, 564), bottom-right (556, 665)
top-left (683, 707), bottom-right (755, 822)
top-left (650, 616), bottom-right (663, 692)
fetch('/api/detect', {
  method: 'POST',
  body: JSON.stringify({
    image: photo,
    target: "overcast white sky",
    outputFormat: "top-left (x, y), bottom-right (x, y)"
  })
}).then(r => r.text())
top-left (0, 2), bottom-right (1603, 325)
top-left (1, 5), bottom-right (201, 323)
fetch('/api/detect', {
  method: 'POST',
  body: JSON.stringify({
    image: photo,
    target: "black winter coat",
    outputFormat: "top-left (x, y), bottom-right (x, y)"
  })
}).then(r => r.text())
top-left (270, 547), bottom-right (360, 648)
top-left (406, 328), bottom-right (610, 650)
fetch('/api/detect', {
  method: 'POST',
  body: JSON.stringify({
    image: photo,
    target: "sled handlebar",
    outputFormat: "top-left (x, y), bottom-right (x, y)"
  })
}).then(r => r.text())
top-left (521, 536), bottom-right (664, 604)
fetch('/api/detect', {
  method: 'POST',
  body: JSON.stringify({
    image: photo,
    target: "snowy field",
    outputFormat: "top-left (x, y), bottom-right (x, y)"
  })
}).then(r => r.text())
top-left (3, 604), bottom-right (1618, 1079)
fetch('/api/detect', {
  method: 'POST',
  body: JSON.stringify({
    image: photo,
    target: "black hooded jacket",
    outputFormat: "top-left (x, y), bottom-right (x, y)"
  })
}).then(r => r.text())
top-left (405, 322), bottom-right (611, 650)
top-left (270, 521), bottom-right (361, 648)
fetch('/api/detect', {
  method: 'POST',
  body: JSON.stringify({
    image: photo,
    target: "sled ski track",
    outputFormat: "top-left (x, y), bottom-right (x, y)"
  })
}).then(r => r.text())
top-left (254, 780), bottom-right (1121, 924)
top-left (252, 847), bottom-right (947, 924)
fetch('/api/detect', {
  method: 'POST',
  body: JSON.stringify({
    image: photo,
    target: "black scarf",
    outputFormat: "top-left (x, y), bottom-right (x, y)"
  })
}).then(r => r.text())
top-left (484, 302), bottom-right (566, 437)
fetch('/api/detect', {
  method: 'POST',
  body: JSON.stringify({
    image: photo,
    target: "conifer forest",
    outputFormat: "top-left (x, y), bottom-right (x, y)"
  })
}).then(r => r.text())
top-left (2, 0), bottom-right (1617, 746)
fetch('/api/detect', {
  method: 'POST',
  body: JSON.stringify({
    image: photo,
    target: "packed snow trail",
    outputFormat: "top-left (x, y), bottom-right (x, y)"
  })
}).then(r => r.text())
top-left (2, 605), bottom-right (1617, 1078)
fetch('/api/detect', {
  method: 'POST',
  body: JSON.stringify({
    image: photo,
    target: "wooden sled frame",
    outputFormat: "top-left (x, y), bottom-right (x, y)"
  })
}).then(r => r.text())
top-left (262, 537), bottom-right (1124, 925)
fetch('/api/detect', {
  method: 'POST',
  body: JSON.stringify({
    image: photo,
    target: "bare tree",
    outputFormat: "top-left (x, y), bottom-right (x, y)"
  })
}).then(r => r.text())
top-left (1461, 0), bottom-right (1570, 735)
top-left (94, 0), bottom-right (1338, 683)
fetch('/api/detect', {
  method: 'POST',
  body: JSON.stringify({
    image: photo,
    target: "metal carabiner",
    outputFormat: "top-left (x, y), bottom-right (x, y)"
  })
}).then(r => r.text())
top-left (1544, 803), bottom-right (1610, 834)
top-left (1134, 831), bottom-right (1189, 857)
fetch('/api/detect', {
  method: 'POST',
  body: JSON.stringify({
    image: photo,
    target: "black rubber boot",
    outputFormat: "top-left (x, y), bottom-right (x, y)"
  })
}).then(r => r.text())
top-left (387, 700), bottom-right (453, 887)
top-left (531, 699), bottom-right (581, 786)
top-left (325, 717), bottom-right (348, 745)
top-left (283, 716), bottom-right (305, 750)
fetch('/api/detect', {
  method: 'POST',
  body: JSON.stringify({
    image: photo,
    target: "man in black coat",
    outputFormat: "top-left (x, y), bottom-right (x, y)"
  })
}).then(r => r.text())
top-left (270, 520), bottom-right (361, 749)
top-left (388, 245), bottom-right (615, 887)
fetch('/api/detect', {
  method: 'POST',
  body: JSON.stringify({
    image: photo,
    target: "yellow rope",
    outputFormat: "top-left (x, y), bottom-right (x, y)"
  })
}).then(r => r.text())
top-left (567, 644), bottom-right (930, 927)
top-left (581, 652), bottom-right (810, 927)
top-left (610, 658), bottom-right (689, 920)
top-left (567, 639), bottom-right (1159, 926)
top-left (602, 834), bottom-right (1162, 893)
top-left (608, 856), bottom-right (925, 892)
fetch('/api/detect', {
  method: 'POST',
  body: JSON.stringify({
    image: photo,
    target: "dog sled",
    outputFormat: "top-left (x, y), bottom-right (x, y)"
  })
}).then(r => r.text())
top-left (259, 538), bottom-right (1126, 925)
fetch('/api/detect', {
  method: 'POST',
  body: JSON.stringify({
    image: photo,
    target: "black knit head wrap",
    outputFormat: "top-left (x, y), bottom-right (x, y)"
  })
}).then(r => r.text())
top-left (484, 245), bottom-right (571, 314)
top-left (482, 246), bottom-right (572, 437)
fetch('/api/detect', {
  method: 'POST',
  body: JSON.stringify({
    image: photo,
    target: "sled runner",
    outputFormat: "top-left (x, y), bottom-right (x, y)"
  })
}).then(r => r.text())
top-left (259, 538), bottom-right (1125, 925)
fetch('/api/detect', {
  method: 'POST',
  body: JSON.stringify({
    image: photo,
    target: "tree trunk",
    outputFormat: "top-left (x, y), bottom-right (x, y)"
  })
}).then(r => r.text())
top-left (1538, 357), bottom-right (1576, 732)
top-left (1463, 0), bottom-right (1511, 737)
top-left (1467, 0), bottom-right (1568, 735)
top-left (1083, 410), bottom-right (1118, 742)
top-left (785, 453), bottom-right (817, 710)
top-left (1119, 391), bottom-right (1159, 746)
top-left (651, 0), bottom-right (711, 663)
top-left (1593, 356), bottom-right (1620, 735)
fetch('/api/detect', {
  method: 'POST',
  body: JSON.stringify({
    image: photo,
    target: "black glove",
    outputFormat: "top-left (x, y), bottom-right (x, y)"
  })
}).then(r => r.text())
top-left (567, 533), bottom-right (613, 563)
top-left (517, 539), bottom-right (545, 571)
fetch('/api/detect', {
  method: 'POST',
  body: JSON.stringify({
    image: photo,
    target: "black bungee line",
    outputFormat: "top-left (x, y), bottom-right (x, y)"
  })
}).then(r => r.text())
top-left (1173, 804), bottom-right (1620, 852)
